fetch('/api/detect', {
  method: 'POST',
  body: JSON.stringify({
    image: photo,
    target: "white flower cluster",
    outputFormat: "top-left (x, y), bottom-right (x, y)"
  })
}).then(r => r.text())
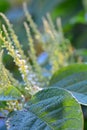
top-left (15, 50), bottom-right (40, 87)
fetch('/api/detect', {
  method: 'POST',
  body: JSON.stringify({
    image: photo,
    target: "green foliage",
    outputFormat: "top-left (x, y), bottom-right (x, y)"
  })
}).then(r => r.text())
top-left (0, 85), bottom-right (22, 101)
top-left (49, 64), bottom-right (87, 105)
top-left (0, 52), bottom-right (22, 101)
top-left (51, 0), bottom-right (83, 24)
top-left (6, 88), bottom-right (83, 130)
top-left (0, 0), bottom-right (10, 13)
top-left (0, 3), bottom-right (87, 130)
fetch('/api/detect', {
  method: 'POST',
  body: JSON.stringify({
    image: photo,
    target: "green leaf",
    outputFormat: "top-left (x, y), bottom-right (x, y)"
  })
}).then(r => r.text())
top-left (6, 88), bottom-right (83, 130)
top-left (0, 101), bottom-right (7, 109)
top-left (0, 0), bottom-right (10, 13)
top-left (51, 0), bottom-right (82, 24)
top-left (0, 51), bottom-right (22, 101)
top-left (0, 85), bottom-right (22, 101)
top-left (49, 63), bottom-right (87, 105)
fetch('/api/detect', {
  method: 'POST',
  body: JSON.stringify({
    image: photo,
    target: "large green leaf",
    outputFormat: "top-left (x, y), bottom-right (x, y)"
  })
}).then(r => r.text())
top-left (0, 85), bottom-right (22, 101)
top-left (49, 63), bottom-right (87, 105)
top-left (6, 87), bottom-right (83, 130)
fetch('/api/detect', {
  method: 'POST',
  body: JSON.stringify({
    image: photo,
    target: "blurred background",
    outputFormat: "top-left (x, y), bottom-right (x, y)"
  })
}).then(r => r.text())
top-left (0, 0), bottom-right (87, 46)
top-left (0, 0), bottom-right (87, 129)
top-left (0, 0), bottom-right (87, 48)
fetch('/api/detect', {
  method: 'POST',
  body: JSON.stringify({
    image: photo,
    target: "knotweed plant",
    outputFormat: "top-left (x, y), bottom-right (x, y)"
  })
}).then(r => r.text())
top-left (0, 3), bottom-right (73, 97)
top-left (0, 3), bottom-right (86, 130)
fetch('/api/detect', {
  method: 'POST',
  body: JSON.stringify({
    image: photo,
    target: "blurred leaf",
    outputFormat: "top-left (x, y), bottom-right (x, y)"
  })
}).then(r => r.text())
top-left (49, 64), bottom-right (87, 105)
top-left (74, 49), bottom-right (87, 61)
top-left (70, 11), bottom-right (86, 24)
top-left (51, 0), bottom-right (83, 24)
top-left (0, 119), bottom-right (6, 130)
top-left (0, 85), bottom-right (22, 101)
top-left (84, 118), bottom-right (87, 130)
top-left (0, 102), bottom-right (7, 109)
top-left (0, 51), bottom-right (22, 102)
top-left (0, 0), bottom-right (10, 13)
